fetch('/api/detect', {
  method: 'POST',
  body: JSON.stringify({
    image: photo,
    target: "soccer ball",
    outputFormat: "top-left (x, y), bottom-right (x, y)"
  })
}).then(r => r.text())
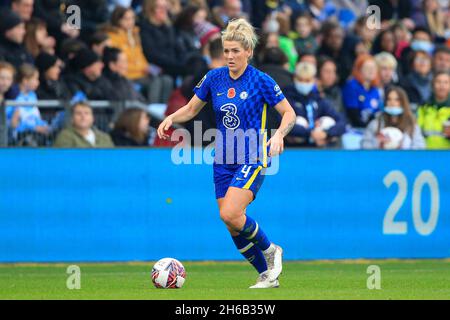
top-left (316, 116), bottom-right (336, 130)
top-left (151, 258), bottom-right (186, 289)
top-left (380, 127), bottom-right (404, 150)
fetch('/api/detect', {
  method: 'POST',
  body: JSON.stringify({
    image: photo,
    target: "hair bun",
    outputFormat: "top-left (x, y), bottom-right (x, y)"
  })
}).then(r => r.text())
top-left (222, 18), bottom-right (258, 51)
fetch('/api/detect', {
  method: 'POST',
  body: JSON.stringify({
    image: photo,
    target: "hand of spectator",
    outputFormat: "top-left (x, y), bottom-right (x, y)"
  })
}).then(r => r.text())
top-left (376, 133), bottom-right (389, 149)
top-left (281, 5), bottom-right (292, 17)
top-left (157, 117), bottom-right (173, 140)
top-left (148, 64), bottom-right (162, 77)
top-left (311, 129), bottom-right (327, 147)
top-left (401, 18), bottom-right (415, 30)
top-left (42, 36), bottom-right (56, 51)
top-left (380, 20), bottom-right (393, 30)
top-left (315, 139), bottom-right (327, 147)
top-left (444, 123), bottom-right (450, 138)
top-left (311, 128), bottom-right (327, 141)
top-left (35, 126), bottom-right (50, 135)
top-left (61, 23), bottom-right (80, 38)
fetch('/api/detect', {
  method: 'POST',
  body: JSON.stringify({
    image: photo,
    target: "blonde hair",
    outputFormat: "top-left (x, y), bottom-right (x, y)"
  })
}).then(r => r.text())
top-left (221, 18), bottom-right (258, 51)
top-left (143, 0), bottom-right (158, 18)
top-left (0, 61), bottom-right (15, 75)
top-left (295, 62), bottom-right (316, 79)
top-left (143, 0), bottom-right (170, 25)
top-left (375, 52), bottom-right (398, 70)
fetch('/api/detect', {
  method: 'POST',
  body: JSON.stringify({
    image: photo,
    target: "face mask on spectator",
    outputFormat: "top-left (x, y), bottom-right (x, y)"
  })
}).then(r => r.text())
top-left (384, 106), bottom-right (403, 116)
top-left (411, 40), bottom-right (434, 54)
top-left (295, 81), bottom-right (315, 95)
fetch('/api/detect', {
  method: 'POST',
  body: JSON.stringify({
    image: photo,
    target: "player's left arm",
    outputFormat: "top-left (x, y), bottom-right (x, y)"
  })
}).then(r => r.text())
top-left (267, 98), bottom-right (296, 156)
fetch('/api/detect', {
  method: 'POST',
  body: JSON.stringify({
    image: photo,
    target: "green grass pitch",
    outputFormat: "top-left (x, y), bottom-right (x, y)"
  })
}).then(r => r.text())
top-left (1, 260), bottom-right (449, 299)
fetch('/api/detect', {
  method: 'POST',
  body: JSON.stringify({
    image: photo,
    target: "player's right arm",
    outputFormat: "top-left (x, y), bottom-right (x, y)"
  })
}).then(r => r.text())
top-left (157, 94), bottom-right (207, 140)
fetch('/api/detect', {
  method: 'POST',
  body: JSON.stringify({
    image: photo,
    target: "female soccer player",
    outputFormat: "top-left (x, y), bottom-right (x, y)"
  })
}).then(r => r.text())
top-left (157, 18), bottom-right (296, 288)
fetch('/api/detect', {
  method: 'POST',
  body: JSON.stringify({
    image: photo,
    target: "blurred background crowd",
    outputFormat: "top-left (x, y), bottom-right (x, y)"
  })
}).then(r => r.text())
top-left (0, 0), bottom-right (449, 149)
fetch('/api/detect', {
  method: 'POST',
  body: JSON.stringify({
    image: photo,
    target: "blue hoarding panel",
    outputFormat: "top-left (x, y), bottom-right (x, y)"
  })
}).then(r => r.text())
top-left (0, 149), bottom-right (448, 262)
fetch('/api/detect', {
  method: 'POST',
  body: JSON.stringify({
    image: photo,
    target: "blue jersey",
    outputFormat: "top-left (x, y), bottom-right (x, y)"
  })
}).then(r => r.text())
top-left (342, 78), bottom-right (382, 122)
top-left (193, 65), bottom-right (285, 166)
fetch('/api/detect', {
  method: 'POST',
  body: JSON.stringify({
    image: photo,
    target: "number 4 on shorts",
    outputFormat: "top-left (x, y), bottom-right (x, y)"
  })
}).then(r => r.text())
top-left (241, 165), bottom-right (252, 178)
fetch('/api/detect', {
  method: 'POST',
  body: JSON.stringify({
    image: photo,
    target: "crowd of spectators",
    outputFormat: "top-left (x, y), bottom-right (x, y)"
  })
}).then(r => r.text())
top-left (0, 0), bottom-right (449, 149)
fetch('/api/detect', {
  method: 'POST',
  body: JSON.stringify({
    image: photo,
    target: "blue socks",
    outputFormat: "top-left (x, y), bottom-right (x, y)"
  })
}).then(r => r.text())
top-left (231, 215), bottom-right (272, 274)
top-left (239, 215), bottom-right (271, 251)
top-left (232, 234), bottom-right (267, 274)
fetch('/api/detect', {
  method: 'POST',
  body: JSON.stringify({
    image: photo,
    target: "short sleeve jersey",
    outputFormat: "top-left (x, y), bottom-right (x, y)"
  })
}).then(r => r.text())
top-left (193, 65), bottom-right (285, 165)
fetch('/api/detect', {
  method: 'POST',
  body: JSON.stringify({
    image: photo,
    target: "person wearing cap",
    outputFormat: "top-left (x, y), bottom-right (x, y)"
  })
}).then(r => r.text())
top-left (58, 38), bottom-right (87, 77)
top-left (63, 48), bottom-right (117, 101)
top-left (88, 31), bottom-right (111, 58)
top-left (195, 20), bottom-right (221, 49)
top-left (0, 9), bottom-right (33, 69)
top-left (194, 18), bottom-right (221, 74)
top-left (35, 52), bottom-right (70, 100)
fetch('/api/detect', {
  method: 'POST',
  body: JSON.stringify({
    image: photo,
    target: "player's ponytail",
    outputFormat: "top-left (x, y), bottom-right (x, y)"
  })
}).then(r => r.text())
top-left (221, 18), bottom-right (258, 51)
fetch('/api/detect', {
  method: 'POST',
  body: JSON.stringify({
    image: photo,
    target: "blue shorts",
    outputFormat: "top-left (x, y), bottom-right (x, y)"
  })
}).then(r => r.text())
top-left (213, 163), bottom-right (266, 199)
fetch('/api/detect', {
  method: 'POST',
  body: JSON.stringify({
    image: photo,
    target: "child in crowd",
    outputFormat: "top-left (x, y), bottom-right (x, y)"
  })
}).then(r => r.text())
top-left (8, 64), bottom-right (49, 139)
top-left (289, 13), bottom-right (318, 56)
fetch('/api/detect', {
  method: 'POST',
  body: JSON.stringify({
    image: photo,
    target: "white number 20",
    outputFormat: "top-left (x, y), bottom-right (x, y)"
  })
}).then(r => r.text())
top-left (383, 170), bottom-right (440, 236)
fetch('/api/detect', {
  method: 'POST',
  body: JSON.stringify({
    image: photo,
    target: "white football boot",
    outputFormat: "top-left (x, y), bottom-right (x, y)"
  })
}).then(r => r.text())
top-left (264, 244), bottom-right (283, 282)
top-left (249, 271), bottom-right (280, 289)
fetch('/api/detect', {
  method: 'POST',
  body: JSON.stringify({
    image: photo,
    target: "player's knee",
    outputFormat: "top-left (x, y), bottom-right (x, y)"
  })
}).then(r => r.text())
top-left (219, 207), bottom-right (241, 228)
top-left (219, 208), bottom-right (233, 224)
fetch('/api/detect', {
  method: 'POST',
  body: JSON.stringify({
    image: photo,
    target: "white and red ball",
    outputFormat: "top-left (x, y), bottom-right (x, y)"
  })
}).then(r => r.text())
top-left (295, 116), bottom-right (309, 128)
top-left (316, 116), bottom-right (336, 130)
top-left (151, 258), bottom-right (186, 289)
top-left (380, 127), bottom-right (404, 150)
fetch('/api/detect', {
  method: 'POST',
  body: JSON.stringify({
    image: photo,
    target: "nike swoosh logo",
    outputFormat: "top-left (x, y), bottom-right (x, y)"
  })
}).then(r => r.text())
top-left (217, 92), bottom-right (225, 96)
top-left (236, 178), bottom-right (244, 181)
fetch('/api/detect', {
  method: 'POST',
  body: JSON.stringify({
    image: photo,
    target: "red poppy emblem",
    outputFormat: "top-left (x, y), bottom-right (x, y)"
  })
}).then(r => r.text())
top-left (227, 88), bottom-right (236, 99)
